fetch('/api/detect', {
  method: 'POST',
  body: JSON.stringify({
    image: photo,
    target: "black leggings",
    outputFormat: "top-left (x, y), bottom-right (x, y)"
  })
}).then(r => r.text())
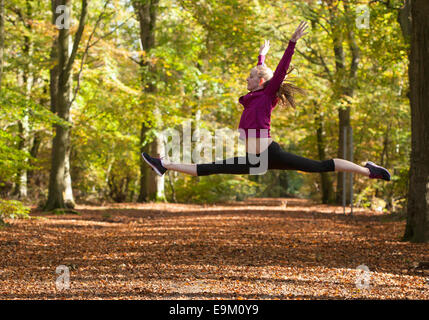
top-left (196, 141), bottom-right (335, 176)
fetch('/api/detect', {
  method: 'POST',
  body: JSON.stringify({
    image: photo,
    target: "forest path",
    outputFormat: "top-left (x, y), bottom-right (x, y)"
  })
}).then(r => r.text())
top-left (0, 198), bottom-right (427, 299)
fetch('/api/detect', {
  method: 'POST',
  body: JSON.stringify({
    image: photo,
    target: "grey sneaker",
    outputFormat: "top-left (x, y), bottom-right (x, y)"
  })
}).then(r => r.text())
top-left (365, 161), bottom-right (391, 181)
top-left (142, 152), bottom-right (167, 176)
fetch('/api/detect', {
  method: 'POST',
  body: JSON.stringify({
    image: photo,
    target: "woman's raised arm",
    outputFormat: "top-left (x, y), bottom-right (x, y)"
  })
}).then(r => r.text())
top-left (257, 39), bottom-right (270, 66)
top-left (264, 22), bottom-right (308, 96)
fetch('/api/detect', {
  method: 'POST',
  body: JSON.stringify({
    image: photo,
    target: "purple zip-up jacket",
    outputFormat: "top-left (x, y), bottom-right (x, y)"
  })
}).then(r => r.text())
top-left (238, 40), bottom-right (296, 140)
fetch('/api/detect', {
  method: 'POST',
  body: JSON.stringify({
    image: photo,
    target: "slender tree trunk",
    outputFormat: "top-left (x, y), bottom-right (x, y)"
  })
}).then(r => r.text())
top-left (63, 55), bottom-right (75, 207)
top-left (16, 111), bottom-right (30, 198)
top-left (327, 1), bottom-right (348, 204)
top-left (403, 0), bottom-right (429, 243)
top-left (299, 1), bottom-right (360, 204)
top-left (149, 110), bottom-right (166, 201)
top-left (331, 2), bottom-right (360, 205)
top-left (133, 0), bottom-right (165, 202)
top-left (64, 142), bottom-right (74, 207)
top-left (50, 1), bottom-right (59, 116)
top-left (27, 131), bottom-right (42, 182)
top-left (138, 123), bottom-right (149, 202)
top-left (336, 107), bottom-right (351, 204)
top-left (315, 110), bottom-right (334, 204)
top-left (15, 0), bottom-right (34, 199)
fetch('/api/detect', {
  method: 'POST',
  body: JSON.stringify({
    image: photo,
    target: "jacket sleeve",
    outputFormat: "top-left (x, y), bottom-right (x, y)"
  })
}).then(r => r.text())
top-left (264, 40), bottom-right (296, 97)
top-left (257, 54), bottom-right (265, 66)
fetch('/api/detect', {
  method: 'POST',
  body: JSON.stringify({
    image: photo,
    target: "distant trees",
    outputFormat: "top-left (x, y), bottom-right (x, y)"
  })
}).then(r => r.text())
top-left (0, 0), bottom-right (418, 217)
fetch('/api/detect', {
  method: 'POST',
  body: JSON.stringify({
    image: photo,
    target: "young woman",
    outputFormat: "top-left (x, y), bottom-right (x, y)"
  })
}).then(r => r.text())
top-left (142, 22), bottom-right (390, 181)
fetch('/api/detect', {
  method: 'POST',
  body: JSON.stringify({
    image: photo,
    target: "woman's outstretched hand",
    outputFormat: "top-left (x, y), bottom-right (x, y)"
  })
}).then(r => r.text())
top-left (259, 39), bottom-right (270, 56)
top-left (291, 21), bottom-right (308, 42)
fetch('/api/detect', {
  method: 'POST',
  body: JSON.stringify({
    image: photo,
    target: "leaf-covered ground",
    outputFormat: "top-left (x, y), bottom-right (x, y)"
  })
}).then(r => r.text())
top-left (0, 198), bottom-right (428, 300)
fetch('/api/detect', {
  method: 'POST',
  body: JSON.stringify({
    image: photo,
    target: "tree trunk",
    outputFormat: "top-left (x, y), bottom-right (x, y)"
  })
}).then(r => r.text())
top-left (64, 142), bottom-right (75, 207)
top-left (46, 0), bottom-right (70, 210)
top-left (336, 106), bottom-right (351, 204)
top-left (133, 0), bottom-right (165, 202)
top-left (15, 1), bottom-right (34, 199)
top-left (27, 131), bottom-right (42, 182)
top-left (16, 110), bottom-right (30, 198)
top-left (315, 111), bottom-right (334, 204)
top-left (398, 0), bottom-right (411, 41)
top-left (149, 120), bottom-right (166, 201)
top-left (45, 0), bottom-right (87, 211)
top-left (138, 123), bottom-right (150, 202)
top-left (333, 3), bottom-right (360, 205)
top-left (403, 0), bottom-right (429, 243)
top-left (0, 0), bottom-right (4, 89)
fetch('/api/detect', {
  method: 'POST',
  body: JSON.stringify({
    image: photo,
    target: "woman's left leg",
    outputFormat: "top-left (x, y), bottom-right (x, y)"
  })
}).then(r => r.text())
top-left (332, 158), bottom-right (369, 176)
top-left (267, 142), bottom-right (369, 177)
top-left (267, 142), bottom-right (335, 173)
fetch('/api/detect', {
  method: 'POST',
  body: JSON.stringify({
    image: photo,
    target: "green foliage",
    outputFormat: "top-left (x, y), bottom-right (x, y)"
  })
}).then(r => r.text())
top-left (0, 199), bottom-right (30, 222)
top-left (0, 0), bottom-right (412, 210)
top-left (171, 174), bottom-right (259, 204)
top-left (0, 87), bottom-right (69, 184)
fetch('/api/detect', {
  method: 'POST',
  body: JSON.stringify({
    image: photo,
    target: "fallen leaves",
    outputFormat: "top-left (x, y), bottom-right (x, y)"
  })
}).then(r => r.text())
top-left (0, 198), bottom-right (427, 300)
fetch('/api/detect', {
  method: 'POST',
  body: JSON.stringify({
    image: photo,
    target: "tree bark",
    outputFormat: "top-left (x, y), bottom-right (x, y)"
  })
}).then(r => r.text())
top-left (14, 0), bottom-right (34, 199)
top-left (45, 0), bottom-right (87, 211)
top-left (0, 0), bottom-right (4, 89)
top-left (16, 111), bottom-right (30, 198)
top-left (133, 0), bottom-right (165, 202)
top-left (398, 0), bottom-right (411, 41)
top-left (332, 2), bottom-right (360, 205)
top-left (27, 131), bottom-right (42, 182)
top-left (138, 122), bottom-right (149, 202)
top-left (315, 110), bottom-right (334, 204)
top-left (403, 0), bottom-right (429, 243)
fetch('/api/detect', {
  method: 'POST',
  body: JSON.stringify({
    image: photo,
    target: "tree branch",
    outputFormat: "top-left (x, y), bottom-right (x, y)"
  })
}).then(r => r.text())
top-left (129, 55), bottom-right (143, 66)
top-left (88, 16), bottom-right (132, 49)
top-left (343, 2), bottom-right (360, 81)
top-left (64, 0), bottom-right (88, 78)
top-left (69, 0), bottom-right (111, 107)
top-left (296, 45), bottom-right (333, 83)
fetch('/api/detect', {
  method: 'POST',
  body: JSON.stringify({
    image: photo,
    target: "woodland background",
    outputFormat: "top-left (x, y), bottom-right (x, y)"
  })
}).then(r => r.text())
top-left (0, 0), bottom-right (427, 241)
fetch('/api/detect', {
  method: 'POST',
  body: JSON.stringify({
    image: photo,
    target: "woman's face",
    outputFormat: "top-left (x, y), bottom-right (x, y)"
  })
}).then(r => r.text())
top-left (247, 69), bottom-right (261, 91)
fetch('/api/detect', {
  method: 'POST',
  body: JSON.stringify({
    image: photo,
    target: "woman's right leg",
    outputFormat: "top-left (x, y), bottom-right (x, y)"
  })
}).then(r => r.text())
top-left (162, 154), bottom-right (260, 177)
top-left (162, 157), bottom-right (252, 177)
top-left (195, 155), bottom-right (259, 176)
top-left (161, 159), bottom-right (198, 176)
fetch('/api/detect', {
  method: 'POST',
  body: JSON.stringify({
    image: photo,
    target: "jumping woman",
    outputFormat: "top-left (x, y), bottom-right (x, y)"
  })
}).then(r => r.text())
top-left (142, 21), bottom-right (391, 181)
